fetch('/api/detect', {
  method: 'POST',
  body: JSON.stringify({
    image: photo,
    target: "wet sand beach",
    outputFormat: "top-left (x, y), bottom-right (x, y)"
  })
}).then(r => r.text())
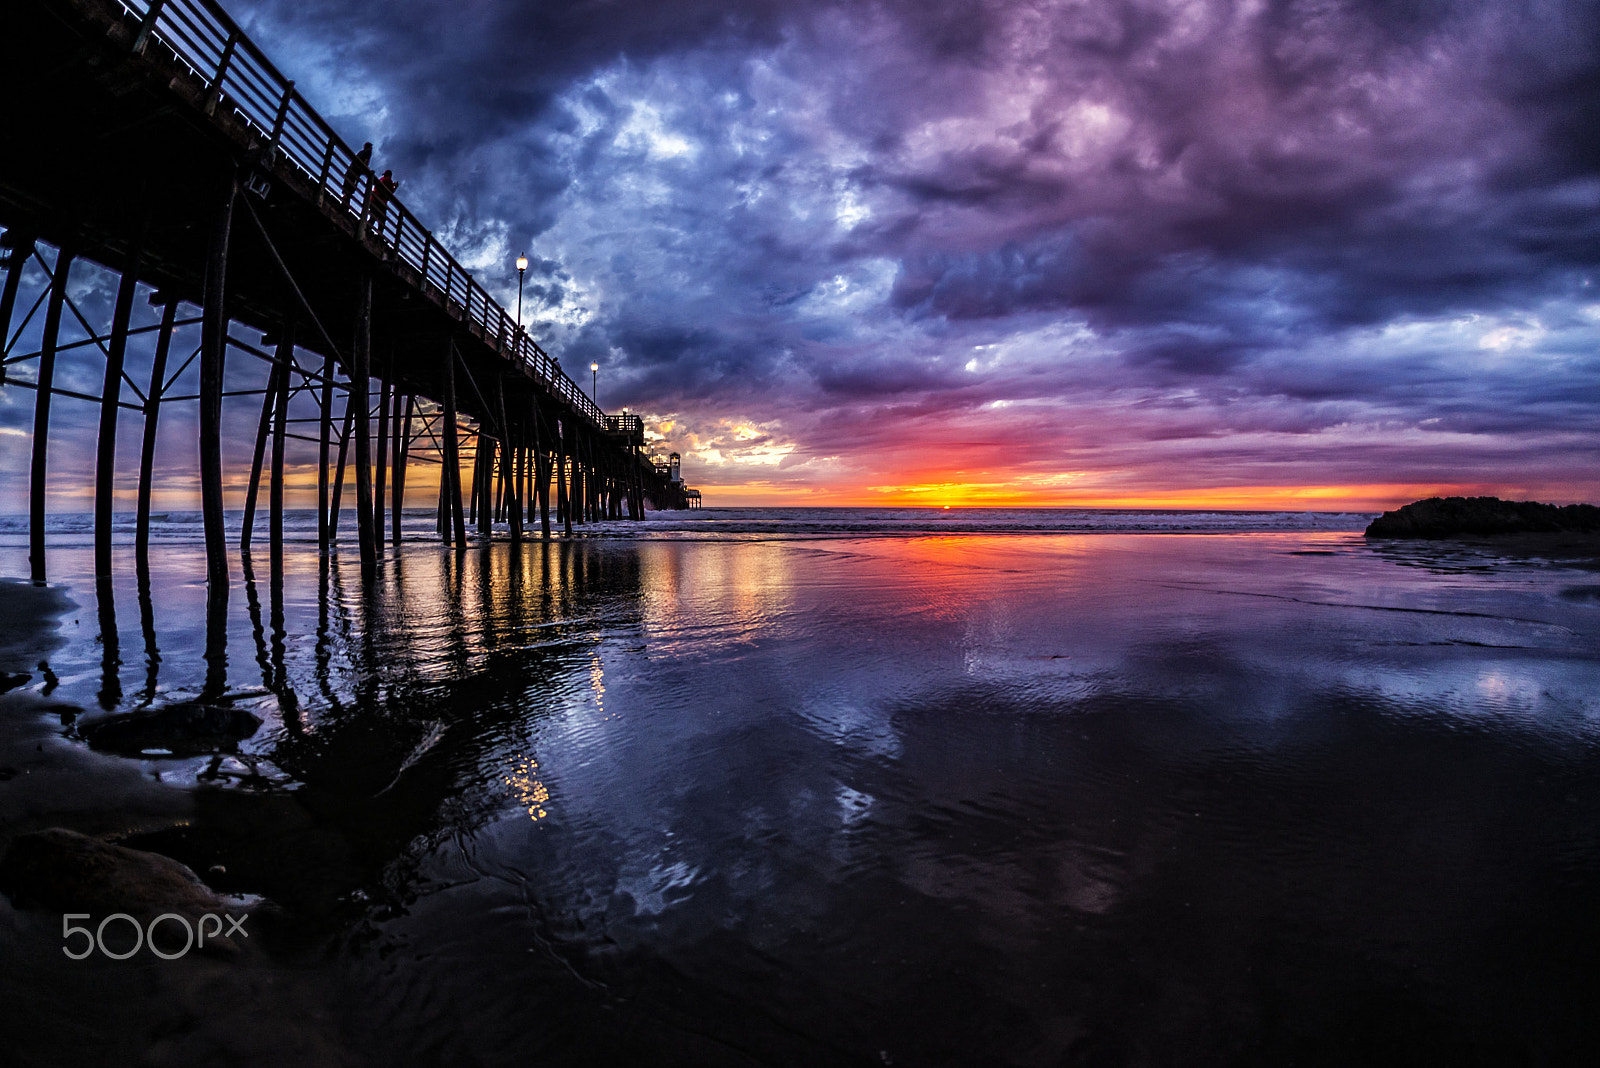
top-left (3, 514), bottom-right (1600, 1065)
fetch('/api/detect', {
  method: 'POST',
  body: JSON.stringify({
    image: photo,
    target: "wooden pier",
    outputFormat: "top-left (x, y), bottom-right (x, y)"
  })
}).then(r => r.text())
top-left (0, 0), bottom-right (701, 593)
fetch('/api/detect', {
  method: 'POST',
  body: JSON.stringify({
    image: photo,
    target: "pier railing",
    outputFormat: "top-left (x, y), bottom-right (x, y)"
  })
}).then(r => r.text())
top-left (113, 0), bottom-right (610, 428)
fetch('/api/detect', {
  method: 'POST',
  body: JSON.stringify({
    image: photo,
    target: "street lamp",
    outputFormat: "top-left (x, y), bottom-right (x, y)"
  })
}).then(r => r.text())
top-left (515, 254), bottom-right (528, 332)
top-left (590, 361), bottom-right (599, 404)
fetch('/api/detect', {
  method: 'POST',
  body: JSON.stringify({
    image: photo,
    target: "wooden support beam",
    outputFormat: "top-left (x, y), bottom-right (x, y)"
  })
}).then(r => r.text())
top-left (538, 444), bottom-right (552, 537)
top-left (534, 405), bottom-right (552, 539)
top-left (520, 440), bottom-right (532, 532)
top-left (436, 457), bottom-right (448, 537)
top-left (352, 274), bottom-right (376, 568)
top-left (137, 564), bottom-right (159, 702)
top-left (581, 436), bottom-right (594, 524)
top-left (492, 421), bottom-right (506, 523)
top-left (578, 435), bottom-right (589, 525)
top-left (560, 423), bottom-right (573, 536)
top-left (574, 442), bottom-right (584, 526)
top-left (29, 246), bottom-right (73, 584)
top-left (203, 572), bottom-right (229, 700)
top-left (318, 351), bottom-right (333, 553)
top-left (200, 176), bottom-right (236, 596)
top-left (498, 382), bottom-right (521, 543)
top-left (529, 435), bottom-right (541, 534)
top-left (374, 371), bottom-right (390, 549)
top-left (633, 447), bottom-right (645, 520)
top-left (392, 392), bottom-right (410, 545)
top-left (442, 340), bottom-right (466, 547)
top-left (96, 242), bottom-right (143, 578)
top-left (582, 439), bottom-right (594, 524)
top-left (467, 427), bottom-right (479, 527)
top-left (241, 361), bottom-right (280, 553)
top-left (136, 299), bottom-right (178, 565)
top-left (479, 435), bottom-right (497, 537)
top-left (270, 329), bottom-right (293, 575)
top-left (512, 438), bottom-right (525, 542)
top-left (96, 576), bottom-right (121, 711)
top-left (0, 232), bottom-right (35, 374)
top-left (329, 392), bottom-right (355, 538)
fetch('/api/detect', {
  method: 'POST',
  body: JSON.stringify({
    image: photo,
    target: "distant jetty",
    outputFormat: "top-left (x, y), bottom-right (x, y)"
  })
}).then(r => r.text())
top-left (1365, 496), bottom-right (1600, 539)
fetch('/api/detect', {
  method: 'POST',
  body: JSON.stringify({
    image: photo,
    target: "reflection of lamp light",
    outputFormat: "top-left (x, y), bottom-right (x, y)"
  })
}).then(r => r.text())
top-left (590, 361), bottom-right (599, 403)
top-left (515, 255), bottom-right (528, 332)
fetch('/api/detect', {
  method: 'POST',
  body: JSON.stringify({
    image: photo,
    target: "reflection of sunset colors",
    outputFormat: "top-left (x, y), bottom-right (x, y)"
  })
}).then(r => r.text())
top-left (504, 754), bottom-right (551, 822)
top-left (4, 0), bottom-right (1597, 512)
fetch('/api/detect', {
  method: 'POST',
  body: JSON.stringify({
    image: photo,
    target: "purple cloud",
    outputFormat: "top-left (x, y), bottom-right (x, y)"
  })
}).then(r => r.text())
top-left (5, 0), bottom-right (1599, 507)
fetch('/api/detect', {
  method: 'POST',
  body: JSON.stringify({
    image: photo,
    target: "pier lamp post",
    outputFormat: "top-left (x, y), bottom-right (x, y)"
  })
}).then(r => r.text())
top-left (590, 361), bottom-right (599, 403)
top-left (515, 254), bottom-right (528, 331)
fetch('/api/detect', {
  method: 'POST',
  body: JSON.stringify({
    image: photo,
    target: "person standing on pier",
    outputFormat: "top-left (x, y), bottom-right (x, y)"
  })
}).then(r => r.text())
top-left (369, 169), bottom-right (400, 235)
top-left (342, 142), bottom-right (373, 211)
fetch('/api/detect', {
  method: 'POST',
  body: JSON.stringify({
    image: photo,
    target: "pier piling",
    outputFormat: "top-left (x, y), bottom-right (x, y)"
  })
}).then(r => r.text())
top-left (135, 298), bottom-right (178, 565)
top-left (200, 176), bottom-right (236, 596)
top-left (29, 246), bottom-right (72, 584)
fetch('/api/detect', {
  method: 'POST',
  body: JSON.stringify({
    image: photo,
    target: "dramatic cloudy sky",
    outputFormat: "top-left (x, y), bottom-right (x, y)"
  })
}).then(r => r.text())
top-left (7, 0), bottom-right (1600, 509)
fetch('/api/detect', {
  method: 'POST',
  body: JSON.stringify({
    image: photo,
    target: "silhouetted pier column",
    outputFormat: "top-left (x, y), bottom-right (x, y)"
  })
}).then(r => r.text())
top-left (242, 359), bottom-right (281, 552)
top-left (392, 392), bottom-right (411, 545)
top-left (478, 435), bottom-right (496, 538)
top-left (498, 383), bottom-right (521, 543)
top-left (352, 273), bottom-right (377, 569)
top-left (318, 351), bottom-right (334, 552)
top-left (442, 339), bottom-right (467, 547)
top-left (534, 406), bottom-right (552, 538)
top-left (95, 224), bottom-right (145, 578)
top-left (0, 231), bottom-right (35, 384)
top-left (30, 245), bottom-right (73, 584)
top-left (136, 297), bottom-right (179, 566)
top-left (96, 576), bottom-right (121, 710)
top-left (374, 371), bottom-right (390, 548)
top-left (269, 328), bottom-right (292, 575)
top-left (200, 176), bottom-right (236, 596)
top-left (560, 423), bottom-right (574, 535)
top-left (328, 397), bottom-right (354, 539)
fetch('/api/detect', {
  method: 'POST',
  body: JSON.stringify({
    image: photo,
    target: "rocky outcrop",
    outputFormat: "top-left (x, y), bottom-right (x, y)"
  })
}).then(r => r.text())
top-left (0, 827), bottom-right (231, 920)
top-left (1365, 496), bottom-right (1600, 538)
top-left (78, 701), bottom-right (262, 757)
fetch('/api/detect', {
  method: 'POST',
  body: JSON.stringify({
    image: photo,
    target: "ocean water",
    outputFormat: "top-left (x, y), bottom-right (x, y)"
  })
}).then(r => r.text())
top-left (0, 505), bottom-right (1372, 543)
top-left (4, 509), bottom-right (1600, 1066)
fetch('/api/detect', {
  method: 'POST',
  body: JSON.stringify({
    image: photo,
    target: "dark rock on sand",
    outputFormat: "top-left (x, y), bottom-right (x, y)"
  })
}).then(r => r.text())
top-left (0, 578), bottom-right (74, 672)
top-left (0, 671), bottom-right (30, 694)
top-left (1365, 496), bottom-right (1600, 539)
top-left (124, 788), bottom-right (369, 923)
top-left (0, 827), bottom-right (231, 920)
top-left (78, 701), bottom-right (262, 757)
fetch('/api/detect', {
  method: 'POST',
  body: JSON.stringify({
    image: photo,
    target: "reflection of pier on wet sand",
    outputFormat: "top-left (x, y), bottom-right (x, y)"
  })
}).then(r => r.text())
top-left (4, 538), bottom-right (639, 918)
top-left (0, 0), bottom-right (701, 617)
top-left (0, 538), bottom-right (664, 1063)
